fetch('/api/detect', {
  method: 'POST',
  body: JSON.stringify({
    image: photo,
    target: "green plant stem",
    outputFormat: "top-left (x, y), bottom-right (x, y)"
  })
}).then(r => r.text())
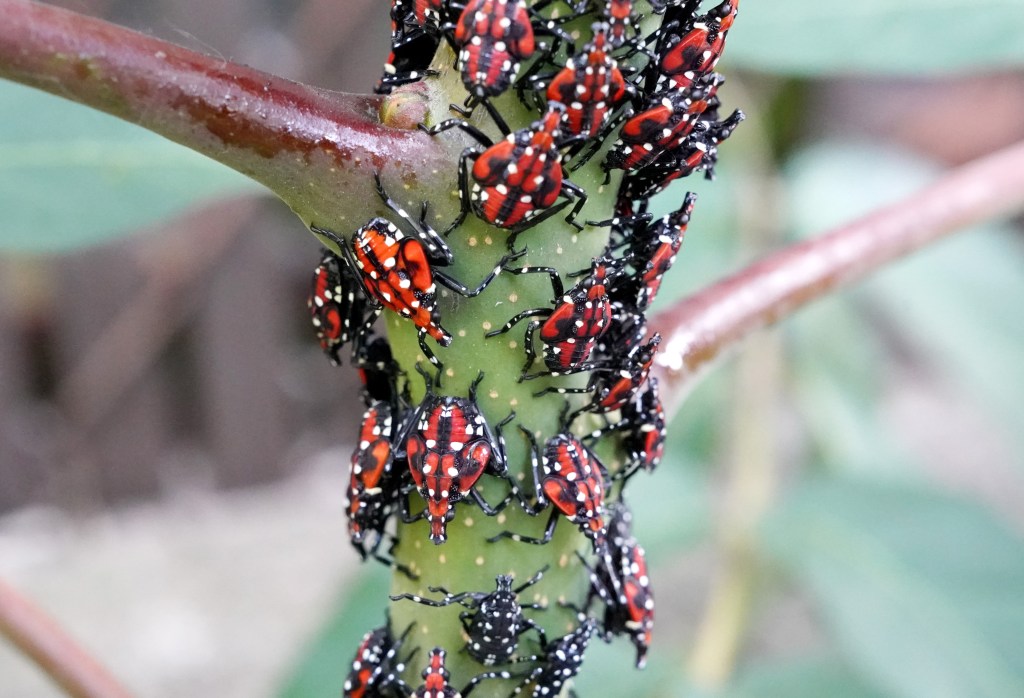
top-left (0, 577), bottom-right (134, 698)
top-left (650, 138), bottom-right (1024, 418)
top-left (0, 0), bottom-right (447, 231)
top-left (381, 46), bottom-right (621, 693)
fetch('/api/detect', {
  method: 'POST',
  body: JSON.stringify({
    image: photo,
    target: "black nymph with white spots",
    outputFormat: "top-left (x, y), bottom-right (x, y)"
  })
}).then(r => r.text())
top-left (391, 567), bottom-right (549, 665)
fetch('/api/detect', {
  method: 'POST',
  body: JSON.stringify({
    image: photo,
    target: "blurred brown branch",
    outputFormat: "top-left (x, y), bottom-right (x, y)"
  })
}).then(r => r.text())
top-left (651, 139), bottom-right (1024, 417)
top-left (0, 577), bottom-right (134, 698)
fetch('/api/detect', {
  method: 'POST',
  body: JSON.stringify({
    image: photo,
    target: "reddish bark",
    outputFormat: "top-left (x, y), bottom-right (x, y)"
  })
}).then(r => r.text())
top-left (0, 0), bottom-right (446, 230)
top-left (651, 139), bottom-right (1024, 415)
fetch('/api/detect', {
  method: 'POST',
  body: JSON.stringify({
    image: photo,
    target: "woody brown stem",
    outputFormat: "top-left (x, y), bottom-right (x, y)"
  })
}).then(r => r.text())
top-left (0, 0), bottom-right (447, 231)
top-left (650, 139), bottom-right (1024, 416)
top-left (0, 577), bottom-right (134, 698)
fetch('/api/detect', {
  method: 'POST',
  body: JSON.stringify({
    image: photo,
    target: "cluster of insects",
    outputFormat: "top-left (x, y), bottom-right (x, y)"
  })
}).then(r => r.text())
top-left (304, 0), bottom-right (742, 694)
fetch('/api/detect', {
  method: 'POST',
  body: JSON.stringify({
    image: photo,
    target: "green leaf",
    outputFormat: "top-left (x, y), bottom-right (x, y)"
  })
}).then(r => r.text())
top-left (785, 142), bottom-right (932, 232)
top-left (275, 566), bottom-right (391, 698)
top-left (786, 297), bottom-right (920, 479)
top-left (726, 656), bottom-right (889, 698)
top-left (726, 1), bottom-right (1024, 76)
top-left (0, 81), bottom-right (262, 253)
top-left (864, 230), bottom-right (1024, 469)
top-left (761, 477), bottom-right (1024, 698)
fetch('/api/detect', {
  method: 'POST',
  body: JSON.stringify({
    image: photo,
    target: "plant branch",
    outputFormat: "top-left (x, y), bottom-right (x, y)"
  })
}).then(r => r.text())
top-left (0, 577), bottom-right (134, 698)
top-left (0, 0), bottom-right (447, 230)
top-left (651, 139), bottom-right (1024, 416)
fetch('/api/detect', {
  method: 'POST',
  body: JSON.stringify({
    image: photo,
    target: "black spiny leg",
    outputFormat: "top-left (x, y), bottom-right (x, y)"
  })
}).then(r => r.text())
top-left (533, 383), bottom-right (593, 399)
top-left (502, 263), bottom-right (565, 300)
top-left (415, 328), bottom-right (445, 373)
top-left (419, 118), bottom-right (494, 146)
top-left (469, 487), bottom-right (516, 516)
top-left (419, 120), bottom-right (493, 235)
top-left (504, 199), bottom-right (572, 251)
top-left (462, 670), bottom-right (514, 697)
top-left (309, 223), bottom-right (346, 250)
top-left (373, 173), bottom-right (452, 263)
top-left (562, 179), bottom-right (589, 230)
top-left (446, 94), bottom-right (512, 136)
top-left (442, 147), bottom-right (478, 236)
top-left (434, 247), bottom-right (527, 297)
top-left (517, 319), bottom-right (544, 380)
top-left (488, 508), bottom-right (560, 546)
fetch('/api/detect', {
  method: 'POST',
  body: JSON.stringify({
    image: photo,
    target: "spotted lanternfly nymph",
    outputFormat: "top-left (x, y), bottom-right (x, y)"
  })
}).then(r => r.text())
top-left (604, 81), bottom-right (716, 173)
top-left (585, 375), bottom-right (667, 478)
top-left (490, 427), bottom-right (609, 550)
top-left (627, 192), bottom-right (696, 309)
top-left (620, 377), bottom-right (667, 474)
top-left (353, 333), bottom-right (402, 407)
top-left (343, 622), bottom-right (413, 698)
top-left (575, 501), bottom-right (655, 668)
top-left (345, 400), bottom-right (414, 576)
top-left (311, 175), bottom-right (524, 368)
top-left (508, 619), bottom-right (598, 697)
top-left (603, 0), bottom-right (638, 48)
top-left (544, 23), bottom-right (629, 140)
top-left (452, 0), bottom-right (535, 99)
top-left (422, 102), bottom-right (588, 245)
top-left (375, 0), bottom-right (441, 94)
top-left (307, 248), bottom-right (373, 366)
top-left (400, 368), bottom-right (520, 544)
top-left (656, 0), bottom-right (740, 91)
top-left (548, 334), bottom-right (661, 428)
top-left (391, 567), bottom-right (549, 665)
top-left (486, 257), bottom-right (614, 381)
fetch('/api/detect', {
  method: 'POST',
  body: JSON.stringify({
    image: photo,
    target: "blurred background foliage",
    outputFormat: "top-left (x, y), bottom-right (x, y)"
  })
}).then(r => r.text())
top-left (1, 1), bottom-right (1023, 697)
